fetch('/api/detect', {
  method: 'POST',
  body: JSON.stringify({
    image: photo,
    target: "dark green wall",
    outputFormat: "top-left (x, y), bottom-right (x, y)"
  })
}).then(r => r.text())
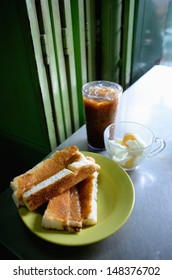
top-left (0, 0), bottom-right (51, 192)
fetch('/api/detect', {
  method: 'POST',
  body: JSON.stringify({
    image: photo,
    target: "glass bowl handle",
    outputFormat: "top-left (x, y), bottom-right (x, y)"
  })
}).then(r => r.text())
top-left (148, 137), bottom-right (166, 158)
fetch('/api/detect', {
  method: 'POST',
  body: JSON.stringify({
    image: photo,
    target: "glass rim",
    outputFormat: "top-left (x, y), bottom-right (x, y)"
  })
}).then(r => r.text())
top-left (104, 121), bottom-right (155, 151)
top-left (82, 80), bottom-right (123, 93)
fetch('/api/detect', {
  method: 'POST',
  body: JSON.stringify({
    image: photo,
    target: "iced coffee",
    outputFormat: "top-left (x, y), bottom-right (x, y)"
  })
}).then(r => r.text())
top-left (82, 81), bottom-right (122, 150)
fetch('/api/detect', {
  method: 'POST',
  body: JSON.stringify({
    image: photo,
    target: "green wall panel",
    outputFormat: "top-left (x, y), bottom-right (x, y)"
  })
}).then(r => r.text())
top-left (0, 0), bottom-right (50, 149)
top-left (0, 0), bottom-right (51, 191)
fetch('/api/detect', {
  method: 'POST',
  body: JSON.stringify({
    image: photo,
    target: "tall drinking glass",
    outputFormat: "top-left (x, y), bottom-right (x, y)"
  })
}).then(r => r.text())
top-left (82, 81), bottom-right (123, 151)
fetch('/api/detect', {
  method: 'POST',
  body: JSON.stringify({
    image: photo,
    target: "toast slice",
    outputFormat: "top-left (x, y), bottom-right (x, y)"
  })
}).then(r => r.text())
top-left (42, 186), bottom-right (82, 232)
top-left (10, 146), bottom-right (79, 207)
top-left (78, 171), bottom-right (99, 226)
top-left (23, 154), bottom-right (100, 211)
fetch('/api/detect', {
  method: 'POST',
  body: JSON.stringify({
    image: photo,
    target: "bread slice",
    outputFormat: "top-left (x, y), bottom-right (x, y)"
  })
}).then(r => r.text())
top-left (42, 186), bottom-right (82, 232)
top-left (78, 171), bottom-right (99, 226)
top-left (23, 154), bottom-right (100, 211)
top-left (10, 146), bottom-right (79, 206)
top-left (68, 186), bottom-right (82, 232)
top-left (42, 189), bottom-right (70, 231)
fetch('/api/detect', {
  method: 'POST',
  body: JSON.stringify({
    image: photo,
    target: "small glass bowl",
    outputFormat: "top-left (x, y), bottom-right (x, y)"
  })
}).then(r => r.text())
top-left (104, 121), bottom-right (166, 171)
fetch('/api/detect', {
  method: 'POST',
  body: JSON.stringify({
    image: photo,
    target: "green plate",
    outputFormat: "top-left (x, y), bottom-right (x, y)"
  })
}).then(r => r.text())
top-left (19, 152), bottom-right (135, 246)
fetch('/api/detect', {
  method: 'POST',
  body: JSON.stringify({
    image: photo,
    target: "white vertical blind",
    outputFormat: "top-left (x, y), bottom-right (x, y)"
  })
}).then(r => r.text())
top-left (25, 0), bottom-right (57, 149)
top-left (26, 0), bottom-right (93, 146)
top-left (78, 0), bottom-right (87, 85)
top-left (40, 0), bottom-right (66, 142)
top-left (85, 0), bottom-right (96, 81)
top-left (49, 0), bottom-right (72, 137)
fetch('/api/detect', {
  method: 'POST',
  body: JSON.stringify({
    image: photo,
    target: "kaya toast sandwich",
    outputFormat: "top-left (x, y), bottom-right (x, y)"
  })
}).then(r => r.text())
top-left (10, 146), bottom-right (100, 211)
top-left (22, 152), bottom-right (100, 211)
top-left (10, 146), bottom-right (79, 207)
top-left (42, 170), bottom-right (99, 232)
top-left (42, 185), bottom-right (82, 232)
top-left (10, 146), bottom-right (100, 232)
top-left (78, 171), bottom-right (99, 226)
